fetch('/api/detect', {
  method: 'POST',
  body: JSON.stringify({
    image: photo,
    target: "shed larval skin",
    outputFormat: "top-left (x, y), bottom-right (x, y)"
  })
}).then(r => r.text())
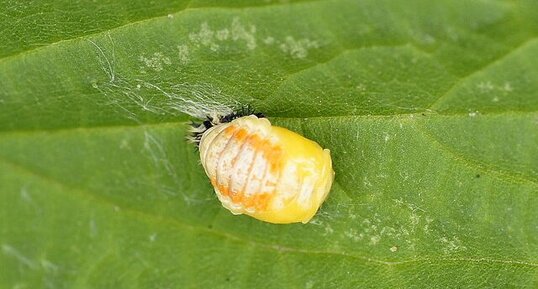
top-left (199, 115), bottom-right (334, 224)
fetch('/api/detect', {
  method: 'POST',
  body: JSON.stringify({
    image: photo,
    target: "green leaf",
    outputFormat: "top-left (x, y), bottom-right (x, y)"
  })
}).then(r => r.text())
top-left (1, 0), bottom-right (537, 288)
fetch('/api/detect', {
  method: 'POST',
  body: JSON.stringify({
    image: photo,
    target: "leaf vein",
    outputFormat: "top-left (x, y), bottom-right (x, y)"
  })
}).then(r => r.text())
top-left (0, 111), bottom-right (537, 136)
top-left (427, 37), bottom-right (538, 110)
top-left (0, 0), bottom-right (326, 64)
top-left (413, 123), bottom-right (538, 185)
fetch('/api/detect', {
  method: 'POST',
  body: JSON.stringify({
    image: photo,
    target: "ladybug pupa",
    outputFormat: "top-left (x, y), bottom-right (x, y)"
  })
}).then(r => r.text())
top-left (189, 110), bottom-right (334, 224)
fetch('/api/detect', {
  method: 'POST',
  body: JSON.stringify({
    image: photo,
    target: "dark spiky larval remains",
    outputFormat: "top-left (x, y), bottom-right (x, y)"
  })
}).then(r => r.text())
top-left (188, 106), bottom-right (265, 147)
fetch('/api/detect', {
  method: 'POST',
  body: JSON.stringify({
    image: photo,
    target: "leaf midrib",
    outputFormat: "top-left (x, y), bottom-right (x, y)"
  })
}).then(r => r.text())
top-left (0, 110), bottom-right (536, 136)
top-left (3, 111), bottom-right (537, 186)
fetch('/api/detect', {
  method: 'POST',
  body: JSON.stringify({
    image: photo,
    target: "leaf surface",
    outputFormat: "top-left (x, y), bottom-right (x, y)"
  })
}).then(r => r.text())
top-left (1, 0), bottom-right (537, 288)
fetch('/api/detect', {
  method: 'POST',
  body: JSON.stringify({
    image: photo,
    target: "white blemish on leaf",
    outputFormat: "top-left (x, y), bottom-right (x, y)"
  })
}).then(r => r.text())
top-left (344, 199), bottom-right (467, 254)
top-left (177, 44), bottom-right (190, 65)
top-left (399, 171), bottom-right (409, 182)
top-left (188, 18), bottom-right (257, 51)
top-left (344, 229), bottom-right (363, 242)
top-left (263, 36), bottom-right (275, 45)
top-left (149, 233), bottom-right (157, 242)
top-left (439, 236), bottom-right (467, 254)
top-left (423, 216), bottom-right (434, 233)
top-left (383, 132), bottom-right (390, 142)
top-left (477, 81), bottom-right (494, 92)
top-left (323, 224), bottom-right (334, 236)
top-left (363, 176), bottom-right (373, 187)
top-left (468, 111), bottom-right (479, 117)
top-left (369, 235), bottom-right (381, 245)
top-left (376, 173), bottom-right (388, 179)
top-left (502, 82), bottom-right (513, 92)
top-left (20, 187), bottom-right (32, 203)
top-left (231, 18), bottom-right (257, 50)
top-left (216, 28), bottom-right (230, 41)
top-left (189, 22), bottom-right (219, 51)
top-left (416, 33), bottom-right (436, 45)
top-left (409, 212), bottom-right (420, 228)
top-left (279, 36), bottom-right (319, 59)
top-left (309, 218), bottom-right (334, 236)
top-left (139, 52), bottom-right (172, 72)
top-left (119, 139), bottom-right (130, 150)
top-left (356, 83), bottom-right (367, 91)
top-left (477, 81), bottom-right (513, 96)
top-left (446, 26), bottom-right (459, 41)
top-left (89, 218), bottom-right (97, 238)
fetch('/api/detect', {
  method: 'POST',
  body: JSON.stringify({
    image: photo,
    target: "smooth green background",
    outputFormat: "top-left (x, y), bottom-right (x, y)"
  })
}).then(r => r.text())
top-left (0, 0), bottom-right (537, 288)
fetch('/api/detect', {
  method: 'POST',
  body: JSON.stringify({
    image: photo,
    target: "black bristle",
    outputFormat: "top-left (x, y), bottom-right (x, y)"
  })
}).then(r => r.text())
top-left (203, 120), bottom-right (213, 129)
top-left (188, 105), bottom-right (265, 147)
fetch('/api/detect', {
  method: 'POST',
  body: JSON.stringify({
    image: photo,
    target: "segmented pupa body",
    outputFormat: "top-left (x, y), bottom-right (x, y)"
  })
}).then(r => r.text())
top-left (198, 115), bottom-right (334, 224)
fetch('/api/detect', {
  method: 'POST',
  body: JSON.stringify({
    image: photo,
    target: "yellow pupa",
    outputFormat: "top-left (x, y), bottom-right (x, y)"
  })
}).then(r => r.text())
top-left (191, 114), bottom-right (334, 224)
